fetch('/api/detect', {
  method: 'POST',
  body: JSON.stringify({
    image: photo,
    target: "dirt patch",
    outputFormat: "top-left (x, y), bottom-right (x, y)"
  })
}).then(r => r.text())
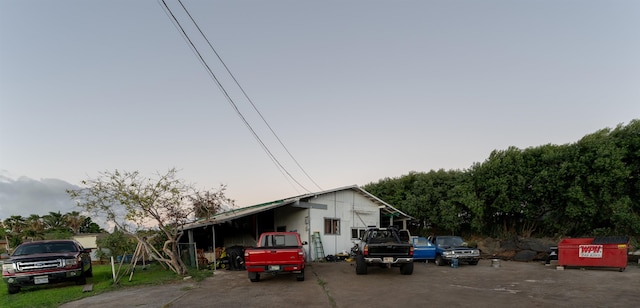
top-left (61, 260), bottom-right (640, 307)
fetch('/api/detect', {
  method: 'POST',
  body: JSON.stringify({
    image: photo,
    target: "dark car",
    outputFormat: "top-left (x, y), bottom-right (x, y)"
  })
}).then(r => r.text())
top-left (428, 235), bottom-right (480, 266)
top-left (2, 240), bottom-right (93, 294)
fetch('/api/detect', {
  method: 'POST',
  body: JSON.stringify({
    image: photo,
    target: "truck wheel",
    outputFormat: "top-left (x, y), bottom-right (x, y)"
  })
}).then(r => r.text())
top-left (435, 255), bottom-right (446, 266)
top-left (468, 260), bottom-right (479, 265)
top-left (248, 272), bottom-right (260, 282)
top-left (8, 285), bottom-right (20, 294)
top-left (226, 246), bottom-right (246, 270)
top-left (400, 262), bottom-right (414, 275)
top-left (355, 255), bottom-right (368, 275)
top-left (85, 265), bottom-right (93, 277)
top-left (296, 269), bottom-right (305, 281)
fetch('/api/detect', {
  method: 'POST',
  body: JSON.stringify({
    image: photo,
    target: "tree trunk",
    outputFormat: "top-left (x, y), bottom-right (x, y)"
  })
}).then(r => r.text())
top-left (163, 238), bottom-right (188, 275)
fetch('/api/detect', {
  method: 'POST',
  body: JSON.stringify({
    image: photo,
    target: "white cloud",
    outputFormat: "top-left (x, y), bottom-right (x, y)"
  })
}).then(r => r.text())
top-left (0, 172), bottom-right (81, 220)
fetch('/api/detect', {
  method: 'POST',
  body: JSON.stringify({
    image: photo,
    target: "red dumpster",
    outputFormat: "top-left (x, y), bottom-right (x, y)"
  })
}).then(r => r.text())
top-left (558, 236), bottom-right (629, 272)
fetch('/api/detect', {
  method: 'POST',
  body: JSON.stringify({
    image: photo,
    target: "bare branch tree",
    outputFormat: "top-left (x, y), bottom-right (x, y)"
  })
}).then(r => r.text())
top-left (67, 168), bottom-right (233, 275)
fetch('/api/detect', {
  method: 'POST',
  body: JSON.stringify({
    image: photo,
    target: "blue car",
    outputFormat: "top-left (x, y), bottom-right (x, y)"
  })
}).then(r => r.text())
top-left (428, 235), bottom-right (481, 266)
top-left (411, 237), bottom-right (436, 262)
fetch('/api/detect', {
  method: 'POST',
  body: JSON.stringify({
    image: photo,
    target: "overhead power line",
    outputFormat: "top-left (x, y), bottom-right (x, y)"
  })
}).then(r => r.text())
top-left (157, 0), bottom-right (304, 193)
top-left (175, 0), bottom-right (323, 192)
top-left (158, 0), bottom-right (320, 193)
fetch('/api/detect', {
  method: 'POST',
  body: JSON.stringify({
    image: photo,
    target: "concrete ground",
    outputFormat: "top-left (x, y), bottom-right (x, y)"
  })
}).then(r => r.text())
top-left (60, 260), bottom-right (640, 307)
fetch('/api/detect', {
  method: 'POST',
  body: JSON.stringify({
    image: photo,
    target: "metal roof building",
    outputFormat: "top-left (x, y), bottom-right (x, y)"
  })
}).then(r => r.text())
top-left (180, 185), bottom-right (413, 263)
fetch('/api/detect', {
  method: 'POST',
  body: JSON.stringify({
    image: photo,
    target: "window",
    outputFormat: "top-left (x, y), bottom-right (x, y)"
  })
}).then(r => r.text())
top-left (369, 230), bottom-right (394, 243)
top-left (261, 234), bottom-right (300, 247)
top-left (324, 218), bottom-right (340, 235)
top-left (351, 228), bottom-right (366, 239)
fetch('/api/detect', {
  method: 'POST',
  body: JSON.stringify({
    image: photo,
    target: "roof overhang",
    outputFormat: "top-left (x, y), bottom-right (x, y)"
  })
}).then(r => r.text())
top-left (182, 185), bottom-right (414, 231)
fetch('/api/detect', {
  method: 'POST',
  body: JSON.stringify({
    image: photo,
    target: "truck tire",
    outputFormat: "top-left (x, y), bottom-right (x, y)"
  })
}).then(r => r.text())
top-left (400, 262), bottom-right (414, 275)
top-left (355, 255), bottom-right (368, 275)
top-left (468, 260), bottom-right (479, 265)
top-left (296, 269), bottom-right (305, 281)
top-left (248, 271), bottom-right (260, 282)
top-left (85, 265), bottom-right (93, 277)
top-left (435, 255), bottom-right (446, 266)
top-left (228, 246), bottom-right (246, 270)
top-left (7, 285), bottom-right (20, 294)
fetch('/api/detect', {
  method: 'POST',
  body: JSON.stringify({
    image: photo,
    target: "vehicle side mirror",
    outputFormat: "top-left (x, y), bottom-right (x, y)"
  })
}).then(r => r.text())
top-left (83, 248), bottom-right (92, 253)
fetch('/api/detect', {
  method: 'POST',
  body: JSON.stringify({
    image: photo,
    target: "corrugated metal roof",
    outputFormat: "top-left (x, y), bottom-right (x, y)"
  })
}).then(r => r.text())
top-left (182, 185), bottom-right (413, 230)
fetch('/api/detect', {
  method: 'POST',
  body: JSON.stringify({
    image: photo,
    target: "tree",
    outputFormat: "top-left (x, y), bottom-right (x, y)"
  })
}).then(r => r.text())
top-left (79, 217), bottom-right (103, 233)
top-left (95, 229), bottom-right (136, 260)
top-left (0, 221), bottom-right (11, 252)
top-left (193, 185), bottom-right (235, 220)
top-left (23, 214), bottom-right (45, 241)
top-left (67, 168), bottom-right (233, 275)
top-left (364, 169), bottom-right (481, 236)
top-left (42, 211), bottom-right (66, 231)
top-left (64, 211), bottom-right (85, 234)
top-left (608, 120), bottom-right (640, 235)
top-left (3, 216), bottom-right (25, 248)
top-left (4, 215), bottom-right (25, 235)
top-left (562, 128), bottom-right (631, 236)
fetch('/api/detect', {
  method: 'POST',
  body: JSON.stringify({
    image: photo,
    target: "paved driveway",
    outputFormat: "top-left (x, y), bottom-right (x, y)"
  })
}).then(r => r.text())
top-left (61, 260), bottom-right (640, 307)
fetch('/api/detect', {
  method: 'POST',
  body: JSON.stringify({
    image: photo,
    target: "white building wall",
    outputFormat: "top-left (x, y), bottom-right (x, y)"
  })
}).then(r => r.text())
top-left (307, 190), bottom-right (380, 261)
top-left (274, 206), bottom-right (307, 234)
top-left (73, 234), bottom-right (100, 261)
top-left (274, 206), bottom-right (311, 258)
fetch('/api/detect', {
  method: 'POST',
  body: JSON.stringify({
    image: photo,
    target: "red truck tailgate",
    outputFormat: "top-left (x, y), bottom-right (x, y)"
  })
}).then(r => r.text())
top-left (245, 248), bottom-right (302, 266)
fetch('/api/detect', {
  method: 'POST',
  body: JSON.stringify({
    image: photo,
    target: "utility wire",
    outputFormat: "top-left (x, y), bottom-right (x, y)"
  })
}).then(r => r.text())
top-left (176, 0), bottom-right (323, 192)
top-left (158, 0), bottom-right (309, 193)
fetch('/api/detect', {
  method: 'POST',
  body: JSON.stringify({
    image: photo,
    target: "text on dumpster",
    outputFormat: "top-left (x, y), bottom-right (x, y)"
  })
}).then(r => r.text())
top-left (578, 245), bottom-right (603, 258)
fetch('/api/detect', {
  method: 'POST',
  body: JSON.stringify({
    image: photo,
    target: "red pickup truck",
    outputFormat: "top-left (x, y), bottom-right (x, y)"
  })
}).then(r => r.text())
top-left (243, 232), bottom-right (307, 282)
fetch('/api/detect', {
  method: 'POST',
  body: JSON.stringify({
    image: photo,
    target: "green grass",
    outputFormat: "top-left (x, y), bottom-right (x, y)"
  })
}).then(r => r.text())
top-left (0, 263), bottom-right (213, 308)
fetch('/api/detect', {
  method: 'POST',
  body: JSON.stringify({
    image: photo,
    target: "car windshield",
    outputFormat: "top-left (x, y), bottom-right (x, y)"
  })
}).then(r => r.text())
top-left (13, 242), bottom-right (77, 256)
top-left (438, 237), bottom-right (464, 248)
top-left (368, 230), bottom-right (396, 243)
top-left (260, 234), bottom-right (300, 247)
top-left (414, 238), bottom-right (432, 246)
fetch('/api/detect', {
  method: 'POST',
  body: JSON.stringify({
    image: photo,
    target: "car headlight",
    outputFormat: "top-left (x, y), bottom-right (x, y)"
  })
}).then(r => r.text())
top-left (442, 251), bottom-right (454, 256)
top-left (64, 258), bottom-right (79, 267)
top-left (472, 249), bottom-right (480, 255)
top-left (2, 262), bottom-right (16, 275)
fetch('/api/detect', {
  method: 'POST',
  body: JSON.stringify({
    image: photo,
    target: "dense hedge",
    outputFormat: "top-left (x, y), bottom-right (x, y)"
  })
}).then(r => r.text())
top-left (364, 120), bottom-right (640, 238)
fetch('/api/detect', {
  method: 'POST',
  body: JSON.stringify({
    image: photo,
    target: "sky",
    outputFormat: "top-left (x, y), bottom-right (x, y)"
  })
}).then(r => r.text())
top-left (1, 1), bottom-right (639, 224)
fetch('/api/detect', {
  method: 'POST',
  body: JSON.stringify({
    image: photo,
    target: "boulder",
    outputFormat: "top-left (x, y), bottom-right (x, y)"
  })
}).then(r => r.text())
top-left (513, 250), bottom-right (537, 262)
top-left (494, 250), bottom-right (517, 260)
top-left (477, 237), bottom-right (501, 255)
top-left (500, 238), bottom-right (518, 250)
top-left (518, 238), bottom-right (554, 252)
top-left (535, 251), bottom-right (550, 261)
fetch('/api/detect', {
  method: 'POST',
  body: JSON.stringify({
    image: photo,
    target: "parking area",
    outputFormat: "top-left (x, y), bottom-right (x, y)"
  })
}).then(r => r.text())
top-left (62, 260), bottom-right (640, 307)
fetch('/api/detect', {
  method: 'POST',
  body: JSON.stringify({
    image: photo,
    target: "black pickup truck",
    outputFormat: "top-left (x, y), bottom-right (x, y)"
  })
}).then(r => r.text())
top-left (2, 240), bottom-right (93, 294)
top-left (353, 226), bottom-right (414, 275)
